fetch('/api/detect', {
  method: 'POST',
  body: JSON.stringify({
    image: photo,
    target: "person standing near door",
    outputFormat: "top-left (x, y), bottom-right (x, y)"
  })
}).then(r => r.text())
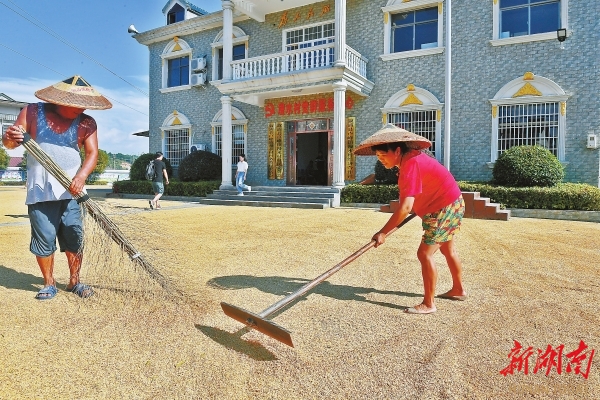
top-left (235, 154), bottom-right (251, 196)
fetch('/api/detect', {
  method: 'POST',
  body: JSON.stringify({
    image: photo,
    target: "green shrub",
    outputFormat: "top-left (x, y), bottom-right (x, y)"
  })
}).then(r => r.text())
top-left (178, 150), bottom-right (222, 182)
top-left (112, 180), bottom-right (220, 197)
top-left (457, 181), bottom-right (600, 211)
top-left (492, 145), bottom-right (564, 187)
top-left (129, 153), bottom-right (173, 181)
top-left (341, 184), bottom-right (398, 204)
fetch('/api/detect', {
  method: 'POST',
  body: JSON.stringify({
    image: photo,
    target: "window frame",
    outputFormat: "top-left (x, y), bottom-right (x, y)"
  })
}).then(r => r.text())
top-left (281, 20), bottom-right (335, 52)
top-left (489, 73), bottom-right (570, 164)
top-left (210, 107), bottom-right (249, 169)
top-left (160, 37), bottom-right (193, 93)
top-left (381, 85), bottom-right (443, 162)
top-left (491, 0), bottom-right (568, 46)
top-left (381, 0), bottom-right (444, 61)
top-left (160, 111), bottom-right (192, 167)
top-left (167, 3), bottom-right (185, 25)
top-left (211, 27), bottom-right (249, 83)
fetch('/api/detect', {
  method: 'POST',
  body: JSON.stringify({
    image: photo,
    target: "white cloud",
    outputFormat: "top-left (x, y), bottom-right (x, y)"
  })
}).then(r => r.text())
top-left (1, 77), bottom-right (149, 157)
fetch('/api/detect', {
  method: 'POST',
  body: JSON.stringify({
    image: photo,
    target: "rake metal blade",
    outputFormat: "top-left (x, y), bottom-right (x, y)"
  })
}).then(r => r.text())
top-left (221, 302), bottom-right (294, 347)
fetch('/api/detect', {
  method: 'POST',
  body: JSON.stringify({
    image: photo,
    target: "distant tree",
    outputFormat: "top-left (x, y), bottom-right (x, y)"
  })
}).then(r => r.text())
top-left (80, 148), bottom-right (109, 174)
top-left (0, 147), bottom-right (9, 169)
top-left (19, 150), bottom-right (28, 170)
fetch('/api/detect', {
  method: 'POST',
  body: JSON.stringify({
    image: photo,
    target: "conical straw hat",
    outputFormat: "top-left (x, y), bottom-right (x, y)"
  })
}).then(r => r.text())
top-left (35, 75), bottom-right (112, 110)
top-left (353, 124), bottom-right (431, 156)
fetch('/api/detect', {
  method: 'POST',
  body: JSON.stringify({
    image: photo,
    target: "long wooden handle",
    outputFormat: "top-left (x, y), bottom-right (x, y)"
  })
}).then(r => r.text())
top-left (259, 213), bottom-right (417, 318)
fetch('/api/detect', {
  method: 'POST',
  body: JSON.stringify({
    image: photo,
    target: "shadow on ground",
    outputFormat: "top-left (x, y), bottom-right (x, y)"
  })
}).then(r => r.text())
top-left (195, 324), bottom-right (278, 361)
top-left (0, 265), bottom-right (40, 292)
top-left (207, 274), bottom-right (420, 310)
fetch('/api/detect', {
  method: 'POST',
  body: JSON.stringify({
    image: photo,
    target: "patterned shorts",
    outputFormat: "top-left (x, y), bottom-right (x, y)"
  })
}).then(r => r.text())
top-left (421, 196), bottom-right (465, 245)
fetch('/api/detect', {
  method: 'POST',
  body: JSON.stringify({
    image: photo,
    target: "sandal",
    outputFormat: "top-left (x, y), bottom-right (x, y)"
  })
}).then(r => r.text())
top-left (35, 285), bottom-right (57, 300)
top-left (68, 283), bottom-right (94, 299)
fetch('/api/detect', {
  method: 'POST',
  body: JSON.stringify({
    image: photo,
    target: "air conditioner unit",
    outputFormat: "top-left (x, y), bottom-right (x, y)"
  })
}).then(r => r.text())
top-left (189, 144), bottom-right (206, 152)
top-left (191, 72), bottom-right (206, 86)
top-left (191, 57), bottom-right (206, 71)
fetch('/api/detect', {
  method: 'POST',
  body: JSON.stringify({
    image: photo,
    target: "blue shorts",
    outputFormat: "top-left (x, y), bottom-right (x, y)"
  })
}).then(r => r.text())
top-left (28, 199), bottom-right (84, 257)
top-left (152, 182), bottom-right (164, 194)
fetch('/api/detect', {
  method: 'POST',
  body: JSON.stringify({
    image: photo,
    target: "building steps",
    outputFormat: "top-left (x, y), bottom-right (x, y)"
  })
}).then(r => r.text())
top-left (380, 191), bottom-right (511, 221)
top-left (198, 186), bottom-right (341, 209)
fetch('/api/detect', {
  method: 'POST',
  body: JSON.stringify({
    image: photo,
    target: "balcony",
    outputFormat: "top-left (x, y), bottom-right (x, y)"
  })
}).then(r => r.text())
top-left (216, 44), bottom-right (373, 106)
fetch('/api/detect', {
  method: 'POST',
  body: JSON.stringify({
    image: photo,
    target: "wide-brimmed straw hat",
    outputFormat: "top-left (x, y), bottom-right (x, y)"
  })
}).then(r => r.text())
top-left (35, 75), bottom-right (112, 110)
top-left (353, 124), bottom-right (431, 156)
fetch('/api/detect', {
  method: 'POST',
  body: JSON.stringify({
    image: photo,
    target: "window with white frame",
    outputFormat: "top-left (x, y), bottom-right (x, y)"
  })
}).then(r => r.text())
top-left (211, 107), bottom-right (248, 168)
top-left (211, 27), bottom-right (248, 82)
top-left (381, 0), bottom-right (444, 60)
top-left (388, 111), bottom-right (437, 155)
top-left (382, 85), bottom-right (442, 160)
top-left (160, 37), bottom-right (192, 92)
top-left (499, 0), bottom-right (560, 38)
top-left (490, 73), bottom-right (569, 162)
top-left (164, 128), bottom-right (190, 167)
top-left (167, 3), bottom-right (185, 25)
top-left (496, 102), bottom-right (559, 157)
top-left (492, 0), bottom-right (567, 45)
top-left (391, 8), bottom-right (438, 53)
top-left (284, 21), bottom-right (335, 70)
top-left (214, 125), bottom-right (246, 166)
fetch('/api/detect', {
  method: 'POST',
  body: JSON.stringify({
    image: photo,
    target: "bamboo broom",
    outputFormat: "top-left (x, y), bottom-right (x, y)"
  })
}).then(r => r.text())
top-left (19, 127), bottom-right (172, 292)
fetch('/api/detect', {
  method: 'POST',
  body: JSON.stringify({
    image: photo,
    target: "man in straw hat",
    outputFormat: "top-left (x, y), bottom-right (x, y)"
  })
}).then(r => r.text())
top-left (2, 75), bottom-right (112, 300)
top-left (354, 124), bottom-right (467, 314)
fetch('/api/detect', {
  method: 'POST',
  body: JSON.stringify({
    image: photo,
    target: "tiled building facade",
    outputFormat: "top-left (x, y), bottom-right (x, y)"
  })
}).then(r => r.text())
top-left (135, 0), bottom-right (600, 191)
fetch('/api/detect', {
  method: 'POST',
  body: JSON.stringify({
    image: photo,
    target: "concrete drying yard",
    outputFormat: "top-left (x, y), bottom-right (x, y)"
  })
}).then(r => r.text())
top-left (0, 185), bottom-right (598, 399)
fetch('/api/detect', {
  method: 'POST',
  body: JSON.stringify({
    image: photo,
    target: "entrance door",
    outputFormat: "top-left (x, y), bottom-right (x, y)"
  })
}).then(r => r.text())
top-left (291, 131), bottom-right (329, 186)
top-left (287, 118), bottom-right (332, 186)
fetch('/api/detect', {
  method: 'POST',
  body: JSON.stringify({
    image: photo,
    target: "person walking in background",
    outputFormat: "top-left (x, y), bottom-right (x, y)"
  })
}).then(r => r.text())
top-left (1, 75), bottom-right (112, 300)
top-left (354, 124), bottom-right (467, 315)
top-left (235, 154), bottom-right (251, 196)
top-left (150, 152), bottom-right (169, 210)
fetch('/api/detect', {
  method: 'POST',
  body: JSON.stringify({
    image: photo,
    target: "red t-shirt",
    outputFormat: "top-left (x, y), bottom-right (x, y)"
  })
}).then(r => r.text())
top-left (397, 151), bottom-right (462, 217)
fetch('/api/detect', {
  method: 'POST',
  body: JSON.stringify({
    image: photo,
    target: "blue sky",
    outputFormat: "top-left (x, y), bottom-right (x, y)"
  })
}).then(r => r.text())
top-left (0, 0), bottom-right (221, 156)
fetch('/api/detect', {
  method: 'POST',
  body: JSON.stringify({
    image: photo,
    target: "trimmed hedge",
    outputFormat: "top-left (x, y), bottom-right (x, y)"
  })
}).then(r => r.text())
top-left (112, 180), bottom-right (220, 197)
top-left (178, 150), bottom-right (222, 181)
top-left (457, 181), bottom-right (600, 211)
top-left (341, 182), bottom-right (600, 211)
top-left (492, 145), bottom-right (564, 187)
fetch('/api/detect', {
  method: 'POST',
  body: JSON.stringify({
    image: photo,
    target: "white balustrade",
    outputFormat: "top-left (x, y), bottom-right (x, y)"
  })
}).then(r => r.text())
top-left (231, 44), bottom-right (368, 80)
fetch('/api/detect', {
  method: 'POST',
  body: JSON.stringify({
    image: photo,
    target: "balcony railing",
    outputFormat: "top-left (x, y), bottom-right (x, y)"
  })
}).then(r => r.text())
top-left (231, 43), bottom-right (368, 81)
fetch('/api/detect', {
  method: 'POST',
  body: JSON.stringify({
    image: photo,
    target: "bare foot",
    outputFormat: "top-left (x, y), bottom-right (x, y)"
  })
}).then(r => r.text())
top-left (404, 303), bottom-right (437, 314)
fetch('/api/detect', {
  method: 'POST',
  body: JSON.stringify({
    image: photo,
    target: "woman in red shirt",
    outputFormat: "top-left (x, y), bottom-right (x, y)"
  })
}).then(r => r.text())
top-left (354, 125), bottom-right (467, 314)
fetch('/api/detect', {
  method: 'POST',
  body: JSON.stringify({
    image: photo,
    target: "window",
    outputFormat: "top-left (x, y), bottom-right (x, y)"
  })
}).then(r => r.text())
top-left (381, 1), bottom-right (444, 61)
top-left (490, 73), bottom-right (569, 163)
top-left (285, 22), bottom-right (335, 51)
top-left (167, 3), bottom-right (185, 25)
top-left (213, 125), bottom-right (246, 167)
top-left (284, 22), bottom-right (335, 69)
top-left (164, 128), bottom-right (190, 167)
top-left (160, 37), bottom-right (192, 92)
top-left (168, 56), bottom-right (189, 87)
top-left (497, 103), bottom-right (559, 157)
top-left (217, 44), bottom-right (245, 80)
top-left (492, 0), bottom-right (567, 45)
top-left (499, 0), bottom-right (560, 38)
top-left (392, 8), bottom-right (438, 53)
top-left (211, 27), bottom-right (249, 81)
top-left (388, 111), bottom-right (437, 155)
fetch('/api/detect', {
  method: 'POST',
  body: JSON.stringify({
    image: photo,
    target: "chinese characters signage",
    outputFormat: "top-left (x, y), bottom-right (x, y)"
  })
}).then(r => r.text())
top-left (278, 5), bottom-right (331, 29)
top-left (500, 340), bottom-right (595, 379)
top-left (265, 94), bottom-right (355, 118)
